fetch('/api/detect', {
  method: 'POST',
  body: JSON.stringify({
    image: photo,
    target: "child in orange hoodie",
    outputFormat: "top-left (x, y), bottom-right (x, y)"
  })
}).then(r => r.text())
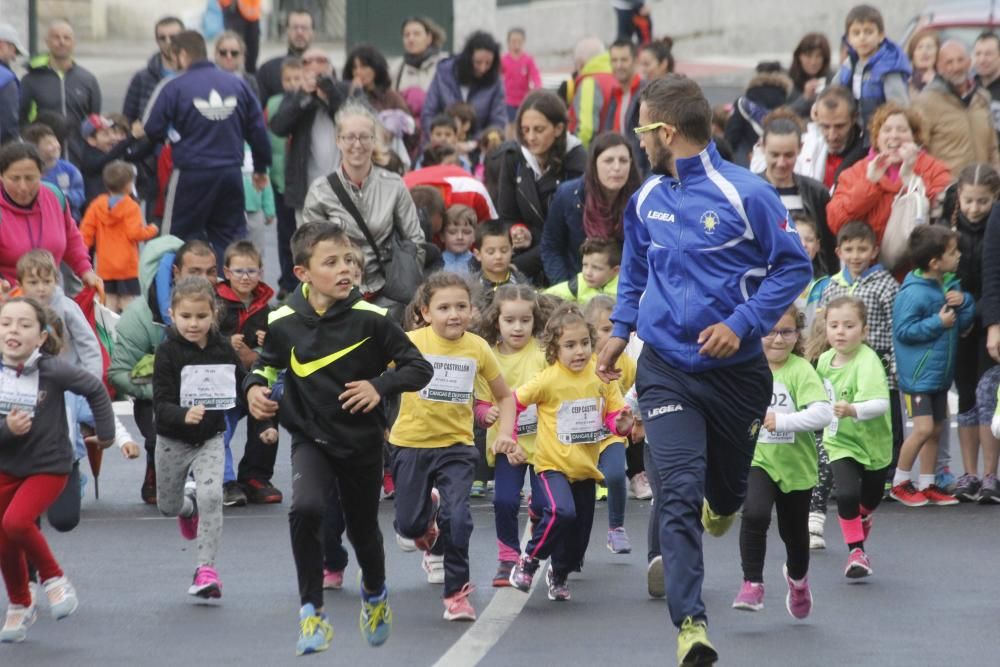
top-left (80, 160), bottom-right (159, 312)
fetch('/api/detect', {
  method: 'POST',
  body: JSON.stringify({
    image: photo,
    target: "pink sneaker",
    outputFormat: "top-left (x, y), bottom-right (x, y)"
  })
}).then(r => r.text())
top-left (178, 512), bottom-right (199, 541)
top-left (783, 564), bottom-right (812, 619)
top-left (844, 548), bottom-right (872, 579)
top-left (731, 581), bottom-right (764, 611)
top-left (322, 569), bottom-right (344, 590)
top-left (442, 583), bottom-right (476, 621)
top-left (188, 566), bottom-right (222, 598)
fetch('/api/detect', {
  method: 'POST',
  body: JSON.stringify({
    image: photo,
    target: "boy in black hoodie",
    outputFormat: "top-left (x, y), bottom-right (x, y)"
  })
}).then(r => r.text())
top-left (244, 222), bottom-right (433, 656)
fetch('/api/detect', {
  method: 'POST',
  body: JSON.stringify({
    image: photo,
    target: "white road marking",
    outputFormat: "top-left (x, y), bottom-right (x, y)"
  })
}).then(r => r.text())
top-left (433, 523), bottom-right (546, 667)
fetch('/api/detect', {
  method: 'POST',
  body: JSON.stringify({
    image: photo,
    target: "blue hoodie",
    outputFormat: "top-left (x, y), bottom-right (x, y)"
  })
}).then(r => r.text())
top-left (893, 270), bottom-right (975, 393)
top-left (612, 141), bottom-right (812, 372)
top-left (43, 159), bottom-right (86, 220)
top-left (838, 37), bottom-right (912, 125)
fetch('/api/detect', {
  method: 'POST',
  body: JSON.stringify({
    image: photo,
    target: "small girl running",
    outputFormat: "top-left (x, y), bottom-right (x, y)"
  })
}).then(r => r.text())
top-left (509, 303), bottom-right (633, 601)
top-left (389, 272), bottom-right (517, 622)
top-left (0, 298), bottom-right (115, 642)
top-left (585, 295), bottom-right (636, 554)
top-left (153, 277), bottom-right (244, 599)
top-left (815, 296), bottom-right (892, 579)
top-left (732, 305), bottom-right (832, 618)
top-left (474, 284), bottom-right (547, 586)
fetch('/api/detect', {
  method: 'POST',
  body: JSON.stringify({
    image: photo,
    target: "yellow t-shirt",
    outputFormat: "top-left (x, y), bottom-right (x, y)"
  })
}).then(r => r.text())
top-left (390, 327), bottom-right (502, 448)
top-left (599, 351), bottom-right (637, 453)
top-left (515, 358), bottom-right (625, 482)
top-left (475, 341), bottom-right (548, 465)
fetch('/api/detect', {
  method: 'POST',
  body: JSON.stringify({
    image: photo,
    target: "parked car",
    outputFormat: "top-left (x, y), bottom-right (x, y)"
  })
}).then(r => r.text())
top-left (901, 0), bottom-right (1000, 49)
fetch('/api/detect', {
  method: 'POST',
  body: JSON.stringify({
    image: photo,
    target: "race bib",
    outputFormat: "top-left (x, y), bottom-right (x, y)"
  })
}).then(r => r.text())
top-left (419, 356), bottom-right (476, 404)
top-left (517, 404), bottom-right (538, 436)
top-left (823, 379), bottom-right (838, 437)
top-left (180, 364), bottom-right (237, 410)
top-left (556, 398), bottom-right (603, 445)
top-left (0, 368), bottom-right (39, 417)
top-left (759, 381), bottom-right (794, 444)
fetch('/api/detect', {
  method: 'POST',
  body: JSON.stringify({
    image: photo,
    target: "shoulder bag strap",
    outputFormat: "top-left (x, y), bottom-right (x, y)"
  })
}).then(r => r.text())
top-left (326, 172), bottom-right (385, 269)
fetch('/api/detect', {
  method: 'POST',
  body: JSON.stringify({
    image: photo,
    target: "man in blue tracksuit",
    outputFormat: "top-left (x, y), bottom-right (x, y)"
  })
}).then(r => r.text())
top-left (597, 75), bottom-right (812, 666)
top-left (142, 30), bottom-right (271, 266)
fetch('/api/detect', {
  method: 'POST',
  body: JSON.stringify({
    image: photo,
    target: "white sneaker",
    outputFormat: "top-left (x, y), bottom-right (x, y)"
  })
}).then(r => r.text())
top-left (422, 552), bottom-right (445, 584)
top-left (43, 576), bottom-right (79, 620)
top-left (629, 472), bottom-right (653, 500)
top-left (0, 604), bottom-right (37, 642)
top-left (395, 532), bottom-right (417, 552)
top-left (808, 512), bottom-right (825, 550)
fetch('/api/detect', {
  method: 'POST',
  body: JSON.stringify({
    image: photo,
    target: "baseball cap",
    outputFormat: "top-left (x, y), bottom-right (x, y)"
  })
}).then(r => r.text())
top-left (0, 24), bottom-right (27, 56)
top-left (81, 114), bottom-right (113, 138)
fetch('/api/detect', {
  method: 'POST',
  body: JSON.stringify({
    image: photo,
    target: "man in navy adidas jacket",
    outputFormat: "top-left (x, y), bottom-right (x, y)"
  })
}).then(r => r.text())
top-left (143, 30), bottom-right (271, 266)
top-left (597, 75), bottom-right (812, 665)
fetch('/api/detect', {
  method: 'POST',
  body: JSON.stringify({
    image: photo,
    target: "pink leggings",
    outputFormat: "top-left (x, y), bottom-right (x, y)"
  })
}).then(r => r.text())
top-left (0, 472), bottom-right (68, 606)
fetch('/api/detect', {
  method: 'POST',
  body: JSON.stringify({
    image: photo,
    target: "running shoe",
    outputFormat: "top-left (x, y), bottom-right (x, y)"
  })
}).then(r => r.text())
top-left (442, 583), bottom-right (476, 621)
top-left (783, 564), bottom-right (812, 619)
top-left (296, 603), bottom-right (333, 656)
top-left (422, 552), bottom-right (445, 584)
top-left (243, 478), bottom-right (282, 504)
top-left (607, 527), bottom-right (632, 554)
top-left (935, 467), bottom-right (956, 494)
top-left (509, 556), bottom-right (539, 592)
top-left (807, 511), bottom-right (825, 550)
top-left (395, 533), bottom-right (417, 552)
top-left (844, 548), bottom-right (872, 579)
top-left (731, 581), bottom-right (764, 611)
top-left (954, 473), bottom-right (982, 502)
top-left (546, 569), bottom-right (571, 601)
top-left (382, 471), bottom-right (395, 500)
top-left (596, 484), bottom-right (608, 501)
top-left (889, 481), bottom-right (929, 507)
top-left (141, 464), bottom-right (157, 505)
top-left (978, 474), bottom-right (1000, 504)
top-left (629, 472), bottom-right (653, 500)
top-left (0, 604), bottom-right (36, 643)
top-left (470, 481), bottom-right (486, 498)
top-left (647, 555), bottom-right (665, 599)
top-left (413, 488), bottom-right (441, 552)
top-left (178, 480), bottom-right (198, 540)
top-left (493, 560), bottom-right (516, 588)
top-left (701, 500), bottom-right (736, 537)
top-left (187, 566), bottom-right (222, 599)
top-left (223, 481), bottom-right (247, 507)
top-left (43, 576), bottom-right (79, 619)
top-left (922, 484), bottom-right (959, 506)
top-left (676, 616), bottom-right (718, 666)
top-left (323, 569), bottom-right (344, 590)
top-left (359, 585), bottom-right (392, 646)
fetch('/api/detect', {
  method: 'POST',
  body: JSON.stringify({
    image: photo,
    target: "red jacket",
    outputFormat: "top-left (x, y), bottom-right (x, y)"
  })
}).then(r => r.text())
top-left (605, 74), bottom-right (642, 133)
top-left (827, 150), bottom-right (952, 243)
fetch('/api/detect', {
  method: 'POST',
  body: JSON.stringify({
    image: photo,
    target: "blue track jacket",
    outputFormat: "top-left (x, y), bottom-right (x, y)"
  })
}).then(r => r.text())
top-left (611, 141), bottom-right (812, 372)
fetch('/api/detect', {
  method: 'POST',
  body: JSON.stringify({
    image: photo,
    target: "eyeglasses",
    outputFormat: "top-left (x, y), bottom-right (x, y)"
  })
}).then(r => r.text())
top-left (764, 328), bottom-right (799, 340)
top-left (218, 49), bottom-right (241, 57)
top-left (633, 121), bottom-right (673, 136)
top-left (229, 268), bottom-right (260, 279)
top-left (339, 134), bottom-right (374, 146)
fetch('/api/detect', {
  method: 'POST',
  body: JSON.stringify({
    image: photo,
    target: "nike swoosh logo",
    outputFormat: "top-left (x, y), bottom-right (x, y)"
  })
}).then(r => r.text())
top-left (290, 338), bottom-right (370, 377)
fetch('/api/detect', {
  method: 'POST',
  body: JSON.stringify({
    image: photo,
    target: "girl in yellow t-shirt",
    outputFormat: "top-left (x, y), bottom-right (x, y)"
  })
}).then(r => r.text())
top-left (475, 284), bottom-right (548, 587)
top-left (389, 273), bottom-right (518, 622)
top-left (585, 295), bottom-right (636, 555)
top-left (508, 304), bottom-right (634, 601)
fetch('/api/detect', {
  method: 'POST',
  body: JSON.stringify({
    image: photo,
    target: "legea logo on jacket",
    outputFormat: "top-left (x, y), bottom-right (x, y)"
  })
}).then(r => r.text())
top-left (193, 89), bottom-right (238, 121)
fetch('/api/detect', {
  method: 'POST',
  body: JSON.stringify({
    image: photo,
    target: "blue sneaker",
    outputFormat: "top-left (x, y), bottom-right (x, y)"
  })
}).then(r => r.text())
top-left (359, 586), bottom-right (392, 647)
top-left (296, 603), bottom-right (333, 656)
top-left (935, 467), bottom-right (956, 494)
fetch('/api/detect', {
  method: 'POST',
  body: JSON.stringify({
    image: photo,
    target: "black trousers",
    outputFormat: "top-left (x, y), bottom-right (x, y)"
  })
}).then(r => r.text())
top-left (738, 467), bottom-right (812, 582)
top-left (289, 440), bottom-right (384, 608)
top-left (273, 189), bottom-right (299, 293)
top-left (134, 399), bottom-right (156, 465)
top-left (830, 458), bottom-right (887, 520)
top-left (223, 9), bottom-right (260, 73)
top-left (47, 461), bottom-right (82, 533)
top-left (626, 437), bottom-right (646, 478)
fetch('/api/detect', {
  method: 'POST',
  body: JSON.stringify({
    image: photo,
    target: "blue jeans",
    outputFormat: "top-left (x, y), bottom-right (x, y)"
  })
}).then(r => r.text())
top-left (598, 441), bottom-right (627, 529)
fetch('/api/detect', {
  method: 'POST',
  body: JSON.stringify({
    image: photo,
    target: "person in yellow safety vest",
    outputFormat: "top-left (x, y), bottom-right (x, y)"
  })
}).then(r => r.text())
top-left (568, 37), bottom-right (617, 149)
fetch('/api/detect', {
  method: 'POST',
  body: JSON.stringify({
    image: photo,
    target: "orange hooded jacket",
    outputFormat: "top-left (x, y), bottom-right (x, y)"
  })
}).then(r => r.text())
top-left (80, 195), bottom-right (159, 281)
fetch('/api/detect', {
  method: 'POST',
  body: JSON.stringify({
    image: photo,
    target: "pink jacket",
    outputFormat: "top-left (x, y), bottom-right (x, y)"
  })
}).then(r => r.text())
top-left (0, 185), bottom-right (93, 285)
top-left (502, 53), bottom-right (542, 108)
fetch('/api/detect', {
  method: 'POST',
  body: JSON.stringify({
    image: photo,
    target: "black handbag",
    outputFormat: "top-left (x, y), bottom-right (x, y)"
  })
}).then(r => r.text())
top-left (326, 173), bottom-right (422, 303)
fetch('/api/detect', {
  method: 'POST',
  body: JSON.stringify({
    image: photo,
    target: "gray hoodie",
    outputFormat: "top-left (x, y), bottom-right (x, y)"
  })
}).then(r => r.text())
top-left (46, 285), bottom-right (103, 380)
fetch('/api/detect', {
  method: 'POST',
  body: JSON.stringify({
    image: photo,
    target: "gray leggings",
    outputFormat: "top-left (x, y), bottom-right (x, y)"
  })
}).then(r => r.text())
top-left (156, 434), bottom-right (225, 567)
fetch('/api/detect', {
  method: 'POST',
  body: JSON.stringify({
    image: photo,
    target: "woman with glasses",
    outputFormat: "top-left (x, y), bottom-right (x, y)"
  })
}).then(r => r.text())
top-left (214, 31), bottom-right (260, 99)
top-left (301, 100), bottom-right (425, 313)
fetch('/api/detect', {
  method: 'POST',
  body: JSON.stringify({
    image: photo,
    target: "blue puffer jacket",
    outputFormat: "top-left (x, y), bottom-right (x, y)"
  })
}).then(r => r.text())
top-left (837, 38), bottom-right (911, 123)
top-left (612, 141), bottom-right (813, 372)
top-left (541, 177), bottom-right (587, 283)
top-left (893, 270), bottom-right (975, 393)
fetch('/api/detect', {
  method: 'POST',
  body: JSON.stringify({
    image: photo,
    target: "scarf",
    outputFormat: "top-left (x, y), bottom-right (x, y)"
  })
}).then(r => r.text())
top-left (582, 187), bottom-right (620, 240)
top-left (403, 46), bottom-right (440, 70)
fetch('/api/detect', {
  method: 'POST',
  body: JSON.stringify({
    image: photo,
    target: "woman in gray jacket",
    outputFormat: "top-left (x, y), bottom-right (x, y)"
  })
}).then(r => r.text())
top-left (302, 100), bottom-right (425, 310)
